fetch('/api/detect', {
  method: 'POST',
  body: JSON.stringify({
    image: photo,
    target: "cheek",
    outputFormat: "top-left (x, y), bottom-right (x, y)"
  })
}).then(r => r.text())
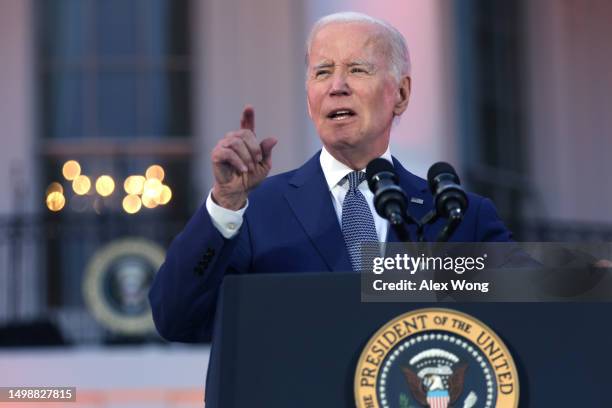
top-left (372, 86), bottom-right (397, 116)
top-left (306, 95), bottom-right (314, 119)
top-left (306, 95), bottom-right (320, 119)
top-left (306, 86), bottom-right (324, 112)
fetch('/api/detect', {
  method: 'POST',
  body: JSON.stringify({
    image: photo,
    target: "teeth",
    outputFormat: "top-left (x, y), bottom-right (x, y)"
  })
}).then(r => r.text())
top-left (329, 110), bottom-right (354, 119)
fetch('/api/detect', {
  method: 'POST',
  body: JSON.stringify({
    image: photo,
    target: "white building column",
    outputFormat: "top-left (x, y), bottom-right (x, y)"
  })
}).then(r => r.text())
top-left (191, 0), bottom-right (310, 206)
top-left (0, 0), bottom-right (39, 321)
top-left (525, 0), bottom-right (612, 223)
top-left (0, 0), bottom-right (36, 215)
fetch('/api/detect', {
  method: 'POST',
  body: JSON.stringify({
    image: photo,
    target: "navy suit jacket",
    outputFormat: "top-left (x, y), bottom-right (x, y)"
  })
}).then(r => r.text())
top-left (149, 151), bottom-right (512, 344)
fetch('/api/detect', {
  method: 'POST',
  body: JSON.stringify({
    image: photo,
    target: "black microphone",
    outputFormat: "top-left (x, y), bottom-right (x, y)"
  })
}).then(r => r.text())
top-left (366, 158), bottom-right (408, 226)
top-left (427, 162), bottom-right (468, 219)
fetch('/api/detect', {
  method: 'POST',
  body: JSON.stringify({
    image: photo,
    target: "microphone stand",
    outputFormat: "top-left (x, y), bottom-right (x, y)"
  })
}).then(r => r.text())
top-left (414, 208), bottom-right (463, 243)
top-left (391, 212), bottom-right (416, 242)
top-left (416, 210), bottom-right (436, 242)
top-left (436, 208), bottom-right (463, 242)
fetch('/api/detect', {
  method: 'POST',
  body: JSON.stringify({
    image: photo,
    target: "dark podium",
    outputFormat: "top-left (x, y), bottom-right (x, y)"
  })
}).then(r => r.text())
top-left (204, 272), bottom-right (612, 407)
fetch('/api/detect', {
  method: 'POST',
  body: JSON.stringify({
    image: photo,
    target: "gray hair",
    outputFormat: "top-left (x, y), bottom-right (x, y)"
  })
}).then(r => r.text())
top-left (305, 11), bottom-right (411, 82)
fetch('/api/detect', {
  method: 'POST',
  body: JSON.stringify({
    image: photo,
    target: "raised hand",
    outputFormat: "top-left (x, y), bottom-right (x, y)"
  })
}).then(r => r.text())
top-left (211, 106), bottom-right (277, 210)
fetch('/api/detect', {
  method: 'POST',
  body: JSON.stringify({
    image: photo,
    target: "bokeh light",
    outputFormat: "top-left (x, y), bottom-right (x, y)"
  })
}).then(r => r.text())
top-left (122, 194), bottom-right (142, 214)
top-left (158, 185), bottom-right (172, 205)
top-left (62, 160), bottom-right (81, 181)
top-left (72, 175), bottom-right (91, 195)
top-left (141, 193), bottom-right (159, 209)
top-left (95, 175), bottom-right (115, 197)
top-left (46, 191), bottom-right (65, 212)
top-left (142, 178), bottom-right (162, 209)
top-left (46, 182), bottom-right (63, 195)
top-left (145, 164), bottom-right (165, 181)
top-left (124, 175), bottom-right (145, 195)
top-left (143, 178), bottom-right (162, 200)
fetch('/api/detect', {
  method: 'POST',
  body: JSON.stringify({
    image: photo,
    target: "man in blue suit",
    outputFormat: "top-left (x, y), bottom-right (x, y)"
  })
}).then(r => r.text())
top-left (149, 12), bottom-right (511, 344)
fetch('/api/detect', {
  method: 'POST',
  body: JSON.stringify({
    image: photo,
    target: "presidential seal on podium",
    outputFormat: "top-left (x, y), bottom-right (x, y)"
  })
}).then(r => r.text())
top-left (355, 308), bottom-right (519, 408)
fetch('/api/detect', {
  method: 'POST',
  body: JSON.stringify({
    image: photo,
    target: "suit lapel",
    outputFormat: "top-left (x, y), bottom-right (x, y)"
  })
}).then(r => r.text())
top-left (284, 153), bottom-right (352, 272)
top-left (283, 153), bottom-right (431, 265)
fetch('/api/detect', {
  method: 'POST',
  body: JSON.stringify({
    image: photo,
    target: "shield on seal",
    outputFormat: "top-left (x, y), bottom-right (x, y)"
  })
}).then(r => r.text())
top-left (427, 390), bottom-right (450, 408)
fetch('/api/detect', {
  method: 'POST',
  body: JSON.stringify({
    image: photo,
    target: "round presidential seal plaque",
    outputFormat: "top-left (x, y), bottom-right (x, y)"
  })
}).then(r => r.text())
top-left (355, 308), bottom-right (519, 408)
top-left (83, 238), bottom-right (165, 336)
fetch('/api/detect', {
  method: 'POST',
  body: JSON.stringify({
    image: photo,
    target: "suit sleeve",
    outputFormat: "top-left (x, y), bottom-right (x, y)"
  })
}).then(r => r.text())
top-left (148, 204), bottom-right (251, 342)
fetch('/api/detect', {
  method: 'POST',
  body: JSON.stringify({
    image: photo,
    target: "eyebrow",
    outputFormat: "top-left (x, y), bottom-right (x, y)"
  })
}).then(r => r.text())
top-left (347, 60), bottom-right (376, 70)
top-left (312, 62), bottom-right (334, 70)
top-left (312, 60), bottom-right (376, 70)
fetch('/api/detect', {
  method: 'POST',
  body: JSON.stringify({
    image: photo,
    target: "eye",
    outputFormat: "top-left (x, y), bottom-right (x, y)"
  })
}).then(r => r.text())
top-left (314, 69), bottom-right (331, 79)
top-left (350, 67), bottom-right (368, 74)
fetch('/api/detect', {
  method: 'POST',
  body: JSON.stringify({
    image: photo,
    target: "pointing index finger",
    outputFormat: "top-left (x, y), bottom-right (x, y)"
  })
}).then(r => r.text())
top-left (240, 106), bottom-right (255, 132)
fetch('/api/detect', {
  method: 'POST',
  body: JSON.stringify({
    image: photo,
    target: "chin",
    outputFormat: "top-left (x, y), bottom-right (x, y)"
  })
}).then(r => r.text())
top-left (321, 127), bottom-right (362, 145)
top-left (324, 135), bottom-right (362, 151)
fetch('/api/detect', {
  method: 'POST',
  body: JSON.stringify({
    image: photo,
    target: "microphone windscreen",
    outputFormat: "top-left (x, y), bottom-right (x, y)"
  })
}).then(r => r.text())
top-left (366, 158), bottom-right (395, 191)
top-left (427, 162), bottom-right (459, 193)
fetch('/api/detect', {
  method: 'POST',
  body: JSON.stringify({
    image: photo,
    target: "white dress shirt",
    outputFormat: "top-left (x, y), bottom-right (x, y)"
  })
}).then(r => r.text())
top-left (206, 146), bottom-right (392, 241)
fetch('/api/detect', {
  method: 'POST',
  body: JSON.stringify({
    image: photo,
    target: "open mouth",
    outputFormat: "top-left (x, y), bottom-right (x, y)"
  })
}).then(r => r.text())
top-left (327, 109), bottom-right (356, 121)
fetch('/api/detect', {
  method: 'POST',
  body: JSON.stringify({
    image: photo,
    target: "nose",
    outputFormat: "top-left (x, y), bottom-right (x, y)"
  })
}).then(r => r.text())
top-left (329, 71), bottom-right (351, 96)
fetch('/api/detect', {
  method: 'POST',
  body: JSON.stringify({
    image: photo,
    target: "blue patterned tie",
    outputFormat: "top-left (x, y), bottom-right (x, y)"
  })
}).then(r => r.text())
top-left (342, 171), bottom-right (379, 271)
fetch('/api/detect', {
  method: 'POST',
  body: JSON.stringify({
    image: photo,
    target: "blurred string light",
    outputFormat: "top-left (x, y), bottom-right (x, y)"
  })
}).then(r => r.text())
top-left (122, 194), bottom-right (142, 214)
top-left (95, 175), bottom-right (115, 197)
top-left (141, 193), bottom-right (159, 209)
top-left (143, 178), bottom-right (162, 195)
top-left (62, 160), bottom-right (81, 180)
top-left (45, 182), bottom-right (66, 212)
top-left (47, 161), bottom-right (172, 213)
top-left (158, 185), bottom-right (172, 205)
top-left (144, 165), bottom-right (172, 207)
top-left (142, 179), bottom-right (162, 209)
top-left (121, 164), bottom-right (172, 214)
top-left (46, 191), bottom-right (65, 212)
top-left (124, 175), bottom-right (145, 195)
top-left (145, 164), bottom-right (165, 181)
top-left (72, 174), bottom-right (91, 195)
top-left (46, 182), bottom-right (63, 195)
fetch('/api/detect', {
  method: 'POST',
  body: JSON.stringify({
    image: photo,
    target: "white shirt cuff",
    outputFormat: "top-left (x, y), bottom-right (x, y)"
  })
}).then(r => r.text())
top-left (205, 190), bottom-right (248, 239)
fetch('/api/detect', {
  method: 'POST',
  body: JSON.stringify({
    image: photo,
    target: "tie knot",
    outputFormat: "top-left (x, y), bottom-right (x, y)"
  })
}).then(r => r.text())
top-left (346, 171), bottom-right (366, 191)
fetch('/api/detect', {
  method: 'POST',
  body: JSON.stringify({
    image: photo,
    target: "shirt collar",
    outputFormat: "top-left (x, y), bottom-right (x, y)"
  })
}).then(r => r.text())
top-left (319, 146), bottom-right (393, 190)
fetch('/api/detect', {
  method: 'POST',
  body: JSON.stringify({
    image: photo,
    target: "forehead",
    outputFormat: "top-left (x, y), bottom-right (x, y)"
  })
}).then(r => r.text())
top-left (308, 22), bottom-right (388, 65)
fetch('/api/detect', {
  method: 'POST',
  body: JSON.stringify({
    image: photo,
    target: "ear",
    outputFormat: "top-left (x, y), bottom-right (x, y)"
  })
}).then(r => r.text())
top-left (393, 76), bottom-right (411, 116)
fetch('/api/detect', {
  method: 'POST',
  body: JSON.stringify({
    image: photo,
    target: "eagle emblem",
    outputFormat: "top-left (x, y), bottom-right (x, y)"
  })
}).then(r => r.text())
top-left (354, 309), bottom-right (519, 408)
top-left (401, 348), bottom-right (477, 408)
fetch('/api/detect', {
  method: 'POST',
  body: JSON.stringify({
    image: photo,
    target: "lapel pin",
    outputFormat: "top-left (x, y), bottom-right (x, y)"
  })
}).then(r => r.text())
top-left (410, 197), bottom-right (424, 204)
